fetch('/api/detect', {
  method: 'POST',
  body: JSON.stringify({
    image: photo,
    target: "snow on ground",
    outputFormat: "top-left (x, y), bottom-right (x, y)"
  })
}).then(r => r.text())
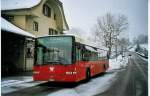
top-left (1, 76), bottom-right (46, 94)
top-left (108, 55), bottom-right (128, 72)
top-left (75, 73), bottom-right (117, 96)
top-left (1, 81), bottom-right (45, 94)
top-left (2, 82), bottom-right (35, 94)
top-left (1, 76), bottom-right (32, 94)
top-left (47, 73), bottom-right (117, 96)
top-left (1, 76), bottom-right (33, 87)
top-left (1, 76), bottom-right (32, 87)
top-left (136, 44), bottom-right (148, 57)
top-left (136, 53), bottom-right (148, 62)
top-left (129, 46), bottom-right (136, 52)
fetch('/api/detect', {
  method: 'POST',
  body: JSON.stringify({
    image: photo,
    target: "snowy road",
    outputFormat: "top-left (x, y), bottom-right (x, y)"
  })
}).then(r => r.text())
top-left (3, 52), bottom-right (147, 96)
top-left (97, 52), bottom-right (148, 96)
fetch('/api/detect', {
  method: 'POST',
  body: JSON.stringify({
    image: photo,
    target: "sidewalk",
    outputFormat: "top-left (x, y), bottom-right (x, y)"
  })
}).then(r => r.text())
top-left (1, 71), bottom-right (46, 94)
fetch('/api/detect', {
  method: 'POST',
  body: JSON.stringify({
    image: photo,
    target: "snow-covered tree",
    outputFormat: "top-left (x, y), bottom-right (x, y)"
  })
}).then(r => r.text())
top-left (133, 34), bottom-right (148, 45)
top-left (93, 13), bottom-right (128, 58)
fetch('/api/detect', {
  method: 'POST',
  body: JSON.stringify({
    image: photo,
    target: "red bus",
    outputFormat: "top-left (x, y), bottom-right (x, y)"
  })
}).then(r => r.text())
top-left (33, 35), bottom-right (109, 82)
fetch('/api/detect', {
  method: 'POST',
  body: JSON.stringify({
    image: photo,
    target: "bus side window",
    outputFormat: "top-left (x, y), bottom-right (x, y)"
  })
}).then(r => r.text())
top-left (75, 46), bottom-right (78, 61)
top-left (81, 49), bottom-right (85, 61)
top-left (90, 52), bottom-right (98, 61)
top-left (82, 49), bottom-right (86, 61)
top-left (82, 50), bottom-right (90, 61)
top-left (76, 45), bottom-right (82, 61)
top-left (93, 52), bottom-right (98, 61)
top-left (96, 52), bottom-right (98, 60)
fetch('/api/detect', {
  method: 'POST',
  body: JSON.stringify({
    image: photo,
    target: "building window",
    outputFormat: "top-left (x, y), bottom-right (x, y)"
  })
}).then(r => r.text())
top-left (43, 4), bottom-right (51, 17)
top-left (49, 28), bottom-right (52, 35)
top-left (49, 28), bottom-right (53, 35)
top-left (49, 28), bottom-right (58, 35)
top-left (33, 21), bottom-right (38, 31)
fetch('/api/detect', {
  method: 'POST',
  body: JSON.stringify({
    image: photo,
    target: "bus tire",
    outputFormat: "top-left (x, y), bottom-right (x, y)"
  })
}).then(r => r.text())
top-left (103, 64), bottom-right (106, 70)
top-left (103, 64), bottom-right (107, 74)
top-left (86, 68), bottom-right (91, 80)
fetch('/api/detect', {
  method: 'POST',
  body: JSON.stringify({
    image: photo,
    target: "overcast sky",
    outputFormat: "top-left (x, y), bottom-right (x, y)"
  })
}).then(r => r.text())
top-left (61, 0), bottom-right (148, 41)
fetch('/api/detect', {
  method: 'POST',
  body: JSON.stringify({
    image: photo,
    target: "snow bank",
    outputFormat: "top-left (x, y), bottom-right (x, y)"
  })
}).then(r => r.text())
top-left (108, 55), bottom-right (128, 72)
top-left (134, 44), bottom-right (148, 57)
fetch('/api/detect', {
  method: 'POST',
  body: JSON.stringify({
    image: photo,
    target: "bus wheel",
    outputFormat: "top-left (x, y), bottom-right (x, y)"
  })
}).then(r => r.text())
top-left (103, 64), bottom-right (106, 70)
top-left (103, 64), bottom-right (107, 74)
top-left (86, 68), bottom-right (91, 80)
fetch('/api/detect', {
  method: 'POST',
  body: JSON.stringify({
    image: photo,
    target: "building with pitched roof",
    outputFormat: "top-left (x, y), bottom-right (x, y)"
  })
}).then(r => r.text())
top-left (1, 0), bottom-right (69, 76)
top-left (2, 0), bottom-right (69, 36)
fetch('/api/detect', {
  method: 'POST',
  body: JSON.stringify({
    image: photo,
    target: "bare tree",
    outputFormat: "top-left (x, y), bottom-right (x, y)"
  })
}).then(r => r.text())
top-left (135, 34), bottom-right (148, 44)
top-left (119, 38), bottom-right (130, 56)
top-left (94, 13), bottom-right (128, 58)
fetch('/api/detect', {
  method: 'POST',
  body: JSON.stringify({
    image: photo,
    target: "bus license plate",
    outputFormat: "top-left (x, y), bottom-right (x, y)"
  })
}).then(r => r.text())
top-left (49, 79), bottom-right (55, 81)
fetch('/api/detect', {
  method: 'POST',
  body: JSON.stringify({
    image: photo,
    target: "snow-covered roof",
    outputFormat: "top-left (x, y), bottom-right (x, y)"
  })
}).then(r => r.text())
top-left (1, 17), bottom-right (35, 38)
top-left (85, 46), bottom-right (97, 52)
top-left (1, 0), bottom-right (41, 11)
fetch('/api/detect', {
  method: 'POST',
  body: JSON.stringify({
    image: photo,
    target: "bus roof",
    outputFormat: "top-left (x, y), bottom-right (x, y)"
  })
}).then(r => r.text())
top-left (36, 34), bottom-right (72, 38)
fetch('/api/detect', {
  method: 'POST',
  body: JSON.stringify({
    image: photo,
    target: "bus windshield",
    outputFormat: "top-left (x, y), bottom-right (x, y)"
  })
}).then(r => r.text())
top-left (35, 36), bottom-right (72, 65)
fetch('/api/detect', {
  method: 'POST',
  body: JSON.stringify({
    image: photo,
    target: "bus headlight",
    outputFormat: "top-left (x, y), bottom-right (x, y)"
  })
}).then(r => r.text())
top-left (66, 72), bottom-right (77, 75)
